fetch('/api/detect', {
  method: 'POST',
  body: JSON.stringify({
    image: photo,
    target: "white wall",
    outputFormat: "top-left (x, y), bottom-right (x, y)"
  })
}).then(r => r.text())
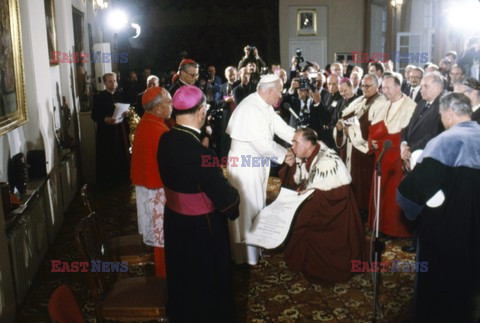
top-left (279, 0), bottom-right (365, 69)
top-left (0, 0), bottom-right (103, 179)
top-left (370, 3), bottom-right (384, 55)
top-left (0, 1), bottom-right (104, 319)
top-left (408, 0), bottom-right (433, 60)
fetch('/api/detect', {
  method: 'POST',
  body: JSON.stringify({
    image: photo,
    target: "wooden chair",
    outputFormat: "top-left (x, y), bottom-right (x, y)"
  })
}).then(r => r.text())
top-left (74, 214), bottom-right (168, 322)
top-left (80, 184), bottom-right (154, 265)
top-left (48, 284), bottom-right (85, 323)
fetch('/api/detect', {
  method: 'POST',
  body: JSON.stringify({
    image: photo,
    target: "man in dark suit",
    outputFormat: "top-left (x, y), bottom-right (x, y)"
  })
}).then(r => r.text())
top-left (233, 67), bottom-right (255, 105)
top-left (401, 71), bottom-right (445, 162)
top-left (287, 81), bottom-right (314, 129)
top-left (454, 77), bottom-right (480, 123)
top-left (169, 59), bottom-right (199, 97)
top-left (368, 62), bottom-right (385, 92)
top-left (214, 66), bottom-right (239, 158)
top-left (402, 66), bottom-right (424, 103)
top-left (312, 72), bottom-right (329, 106)
top-left (217, 66), bottom-right (239, 110)
top-left (321, 74), bottom-right (344, 149)
top-left (350, 71), bottom-right (363, 97)
top-left (400, 71), bottom-right (445, 253)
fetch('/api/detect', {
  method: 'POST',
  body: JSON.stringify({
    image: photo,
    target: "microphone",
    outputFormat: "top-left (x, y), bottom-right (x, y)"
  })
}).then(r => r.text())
top-left (376, 139), bottom-right (392, 175)
top-left (283, 103), bottom-right (301, 121)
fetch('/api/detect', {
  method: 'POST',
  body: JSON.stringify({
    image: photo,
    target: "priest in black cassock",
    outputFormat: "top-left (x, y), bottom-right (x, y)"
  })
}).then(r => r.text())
top-left (157, 85), bottom-right (240, 322)
top-left (91, 72), bottom-right (130, 186)
top-left (397, 93), bottom-right (480, 323)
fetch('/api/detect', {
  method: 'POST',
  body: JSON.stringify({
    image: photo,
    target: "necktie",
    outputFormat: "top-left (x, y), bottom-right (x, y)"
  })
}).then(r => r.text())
top-left (419, 103), bottom-right (430, 118)
top-left (409, 88), bottom-right (414, 99)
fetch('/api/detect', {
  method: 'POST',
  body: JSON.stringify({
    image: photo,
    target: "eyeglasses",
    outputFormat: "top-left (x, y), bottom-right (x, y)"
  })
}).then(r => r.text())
top-left (361, 83), bottom-right (375, 89)
top-left (183, 71), bottom-right (199, 78)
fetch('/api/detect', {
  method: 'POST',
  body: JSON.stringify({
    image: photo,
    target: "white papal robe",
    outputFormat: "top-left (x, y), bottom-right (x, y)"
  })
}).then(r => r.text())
top-left (226, 92), bottom-right (295, 264)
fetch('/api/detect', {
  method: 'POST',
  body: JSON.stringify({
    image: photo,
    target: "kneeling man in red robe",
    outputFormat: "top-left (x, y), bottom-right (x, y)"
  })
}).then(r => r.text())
top-left (280, 128), bottom-right (365, 282)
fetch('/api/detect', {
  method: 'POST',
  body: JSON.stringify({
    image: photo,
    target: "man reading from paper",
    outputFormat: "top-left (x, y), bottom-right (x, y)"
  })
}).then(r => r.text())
top-left (227, 74), bottom-right (295, 265)
top-left (279, 128), bottom-right (365, 282)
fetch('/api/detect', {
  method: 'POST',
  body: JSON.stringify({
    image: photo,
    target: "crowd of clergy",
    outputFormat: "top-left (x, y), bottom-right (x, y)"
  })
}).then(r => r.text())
top-left (91, 43), bottom-right (480, 322)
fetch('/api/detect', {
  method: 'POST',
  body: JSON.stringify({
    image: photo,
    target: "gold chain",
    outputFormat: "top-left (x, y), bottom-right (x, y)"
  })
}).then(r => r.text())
top-left (173, 126), bottom-right (201, 142)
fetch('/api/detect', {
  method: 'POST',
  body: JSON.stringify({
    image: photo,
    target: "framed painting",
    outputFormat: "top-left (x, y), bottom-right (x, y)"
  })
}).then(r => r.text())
top-left (297, 9), bottom-right (317, 36)
top-left (45, 0), bottom-right (58, 65)
top-left (0, 0), bottom-right (27, 136)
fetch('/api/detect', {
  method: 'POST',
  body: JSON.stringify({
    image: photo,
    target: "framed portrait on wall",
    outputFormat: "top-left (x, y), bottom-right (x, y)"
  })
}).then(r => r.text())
top-left (0, 0), bottom-right (27, 136)
top-left (45, 0), bottom-right (58, 65)
top-left (297, 9), bottom-right (317, 36)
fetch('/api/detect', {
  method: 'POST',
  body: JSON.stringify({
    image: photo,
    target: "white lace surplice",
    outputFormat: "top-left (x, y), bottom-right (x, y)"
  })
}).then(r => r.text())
top-left (135, 186), bottom-right (165, 247)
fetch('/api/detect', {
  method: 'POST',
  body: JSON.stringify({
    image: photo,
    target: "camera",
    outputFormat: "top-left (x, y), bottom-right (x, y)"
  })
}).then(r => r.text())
top-left (295, 48), bottom-right (304, 64)
top-left (298, 77), bottom-right (311, 90)
top-left (248, 45), bottom-right (256, 59)
top-left (309, 76), bottom-right (318, 92)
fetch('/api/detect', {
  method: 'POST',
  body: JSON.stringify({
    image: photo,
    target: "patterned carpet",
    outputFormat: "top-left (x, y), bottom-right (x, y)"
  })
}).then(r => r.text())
top-left (16, 184), bottom-right (415, 322)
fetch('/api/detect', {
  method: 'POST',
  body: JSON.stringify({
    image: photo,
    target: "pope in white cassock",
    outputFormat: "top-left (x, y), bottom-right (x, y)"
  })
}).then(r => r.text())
top-left (226, 74), bottom-right (295, 265)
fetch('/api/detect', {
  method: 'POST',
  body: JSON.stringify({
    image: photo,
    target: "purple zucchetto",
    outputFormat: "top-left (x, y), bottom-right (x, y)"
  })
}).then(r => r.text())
top-left (172, 85), bottom-right (203, 111)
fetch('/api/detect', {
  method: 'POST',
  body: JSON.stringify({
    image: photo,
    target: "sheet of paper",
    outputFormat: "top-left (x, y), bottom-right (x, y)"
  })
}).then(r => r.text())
top-left (112, 103), bottom-right (131, 123)
top-left (245, 187), bottom-right (314, 249)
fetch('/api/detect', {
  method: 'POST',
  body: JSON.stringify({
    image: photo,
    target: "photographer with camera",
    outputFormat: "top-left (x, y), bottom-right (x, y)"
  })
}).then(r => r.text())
top-left (292, 48), bottom-right (305, 71)
top-left (238, 45), bottom-right (267, 70)
top-left (238, 45), bottom-right (267, 85)
top-left (288, 49), bottom-right (305, 86)
top-left (281, 75), bottom-right (326, 137)
top-left (287, 78), bottom-right (313, 128)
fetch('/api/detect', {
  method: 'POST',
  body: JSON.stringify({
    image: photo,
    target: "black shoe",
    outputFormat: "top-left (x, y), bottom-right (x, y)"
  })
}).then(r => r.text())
top-left (402, 245), bottom-right (416, 253)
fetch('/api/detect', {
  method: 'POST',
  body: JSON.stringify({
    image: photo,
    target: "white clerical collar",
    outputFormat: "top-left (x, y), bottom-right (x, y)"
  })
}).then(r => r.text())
top-left (473, 104), bottom-right (480, 113)
top-left (178, 124), bottom-right (201, 134)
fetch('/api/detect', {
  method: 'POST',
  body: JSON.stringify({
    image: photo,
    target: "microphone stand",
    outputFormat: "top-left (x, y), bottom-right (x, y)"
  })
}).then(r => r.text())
top-left (372, 145), bottom-right (387, 323)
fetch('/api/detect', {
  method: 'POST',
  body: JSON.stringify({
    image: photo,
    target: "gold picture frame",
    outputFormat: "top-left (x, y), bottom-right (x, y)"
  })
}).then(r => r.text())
top-left (45, 0), bottom-right (58, 65)
top-left (0, 0), bottom-right (27, 136)
top-left (297, 9), bottom-right (317, 36)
